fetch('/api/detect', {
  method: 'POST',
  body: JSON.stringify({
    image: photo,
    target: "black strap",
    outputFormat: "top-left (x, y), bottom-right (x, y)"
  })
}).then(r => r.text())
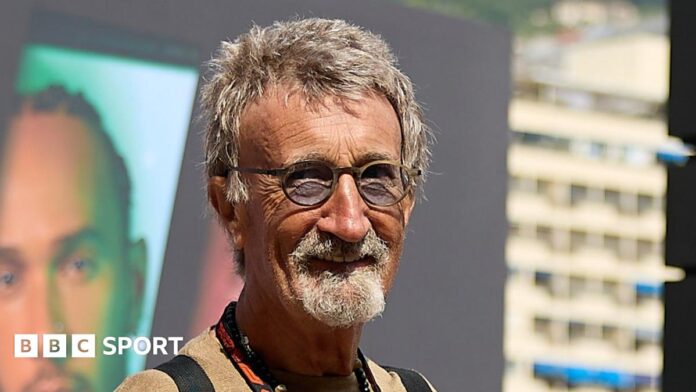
top-left (382, 366), bottom-right (432, 392)
top-left (155, 354), bottom-right (215, 392)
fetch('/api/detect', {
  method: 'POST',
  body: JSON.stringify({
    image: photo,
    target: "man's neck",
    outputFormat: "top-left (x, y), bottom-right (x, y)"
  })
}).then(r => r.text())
top-left (235, 289), bottom-right (363, 377)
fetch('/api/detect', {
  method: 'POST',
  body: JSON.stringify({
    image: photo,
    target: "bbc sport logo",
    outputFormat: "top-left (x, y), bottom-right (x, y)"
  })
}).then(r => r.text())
top-left (14, 334), bottom-right (183, 358)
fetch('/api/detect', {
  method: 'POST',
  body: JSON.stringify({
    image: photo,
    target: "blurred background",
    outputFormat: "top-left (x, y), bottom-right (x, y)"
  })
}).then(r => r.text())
top-left (389, 1), bottom-right (679, 391)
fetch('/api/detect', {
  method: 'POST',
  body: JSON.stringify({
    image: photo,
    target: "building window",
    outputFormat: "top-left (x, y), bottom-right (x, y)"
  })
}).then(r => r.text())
top-left (605, 188), bottom-right (621, 210)
top-left (570, 184), bottom-right (588, 205)
top-left (637, 239), bottom-right (655, 260)
top-left (570, 230), bottom-right (587, 252)
top-left (534, 271), bottom-right (554, 295)
top-left (602, 279), bottom-right (620, 302)
top-left (569, 276), bottom-right (586, 298)
top-left (537, 225), bottom-right (553, 246)
top-left (534, 317), bottom-right (552, 339)
top-left (602, 324), bottom-right (619, 343)
top-left (568, 320), bottom-right (587, 341)
top-left (604, 234), bottom-right (620, 256)
top-left (637, 193), bottom-right (655, 214)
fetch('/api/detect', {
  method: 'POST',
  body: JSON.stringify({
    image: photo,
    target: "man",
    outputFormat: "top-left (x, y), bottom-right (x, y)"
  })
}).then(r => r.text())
top-left (0, 86), bottom-right (146, 392)
top-left (118, 18), bottom-right (436, 391)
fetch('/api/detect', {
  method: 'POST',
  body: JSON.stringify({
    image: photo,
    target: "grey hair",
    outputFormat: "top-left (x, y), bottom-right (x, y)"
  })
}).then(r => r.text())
top-left (201, 18), bottom-right (431, 204)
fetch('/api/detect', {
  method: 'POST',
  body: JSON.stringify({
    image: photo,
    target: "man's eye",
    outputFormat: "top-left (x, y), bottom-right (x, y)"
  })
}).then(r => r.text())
top-left (285, 168), bottom-right (333, 192)
top-left (0, 270), bottom-right (20, 296)
top-left (0, 271), bottom-right (17, 288)
top-left (60, 257), bottom-right (95, 282)
top-left (292, 181), bottom-right (331, 196)
top-left (362, 163), bottom-right (399, 180)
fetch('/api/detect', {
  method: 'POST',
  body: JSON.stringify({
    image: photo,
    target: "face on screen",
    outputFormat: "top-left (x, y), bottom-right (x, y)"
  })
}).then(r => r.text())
top-left (0, 110), bottom-right (145, 392)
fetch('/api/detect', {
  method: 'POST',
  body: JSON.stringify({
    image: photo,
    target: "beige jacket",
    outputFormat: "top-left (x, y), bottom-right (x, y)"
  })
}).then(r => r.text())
top-left (116, 329), bottom-right (436, 391)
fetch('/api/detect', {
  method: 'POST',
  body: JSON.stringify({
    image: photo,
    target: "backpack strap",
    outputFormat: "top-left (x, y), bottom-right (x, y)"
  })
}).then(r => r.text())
top-left (155, 354), bottom-right (215, 392)
top-left (382, 366), bottom-right (432, 392)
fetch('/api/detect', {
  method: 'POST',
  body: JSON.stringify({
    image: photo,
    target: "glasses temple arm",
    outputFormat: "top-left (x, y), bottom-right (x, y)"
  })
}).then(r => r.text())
top-left (227, 167), bottom-right (286, 176)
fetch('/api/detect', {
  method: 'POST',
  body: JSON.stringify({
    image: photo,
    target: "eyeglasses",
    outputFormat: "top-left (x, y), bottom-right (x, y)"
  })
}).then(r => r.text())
top-left (227, 160), bottom-right (421, 207)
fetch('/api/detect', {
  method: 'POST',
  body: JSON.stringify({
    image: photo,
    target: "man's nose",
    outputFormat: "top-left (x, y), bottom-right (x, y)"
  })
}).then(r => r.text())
top-left (26, 275), bottom-right (59, 335)
top-left (29, 278), bottom-right (67, 364)
top-left (316, 174), bottom-right (371, 243)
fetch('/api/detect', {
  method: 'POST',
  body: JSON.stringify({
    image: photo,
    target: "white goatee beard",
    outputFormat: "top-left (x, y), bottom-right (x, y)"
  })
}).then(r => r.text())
top-left (289, 228), bottom-right (390, 328)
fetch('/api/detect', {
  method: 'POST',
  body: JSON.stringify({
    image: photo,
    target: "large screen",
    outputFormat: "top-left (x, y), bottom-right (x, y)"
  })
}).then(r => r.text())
top-left (0, 11), bottom-right (198, 391)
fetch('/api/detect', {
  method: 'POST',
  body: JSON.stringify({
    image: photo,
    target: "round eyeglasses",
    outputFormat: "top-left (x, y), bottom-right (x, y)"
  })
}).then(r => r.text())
top-left (227, 160), bottom-right (421, 207)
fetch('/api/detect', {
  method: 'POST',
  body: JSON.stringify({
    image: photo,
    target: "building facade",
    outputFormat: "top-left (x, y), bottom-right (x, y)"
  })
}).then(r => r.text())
top-left (503, 21), bottom-right (680, 392)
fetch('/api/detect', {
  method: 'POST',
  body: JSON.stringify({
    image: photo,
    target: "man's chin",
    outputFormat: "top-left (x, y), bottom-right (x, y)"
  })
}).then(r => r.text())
top-left (293, 269), bottom-right (386, 328)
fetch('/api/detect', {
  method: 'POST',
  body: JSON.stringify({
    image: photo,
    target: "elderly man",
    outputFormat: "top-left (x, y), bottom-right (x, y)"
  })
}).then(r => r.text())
top-left (118, 18), bottom-right (435, 391)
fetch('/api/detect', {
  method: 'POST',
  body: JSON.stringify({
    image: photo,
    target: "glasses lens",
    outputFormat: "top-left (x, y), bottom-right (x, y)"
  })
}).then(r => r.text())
top-left (283, 162), bottom-right (334, 206)
top-left (359, 162), bottom-right (407, 206)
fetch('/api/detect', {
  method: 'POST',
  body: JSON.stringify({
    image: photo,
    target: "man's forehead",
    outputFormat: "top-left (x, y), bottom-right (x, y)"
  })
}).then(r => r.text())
top-left (237, 88), bottom-right (401, 165)
top-left (0, 111), bottom-right (125, 248)
top-left (6, 110), bottom-right (97, 156)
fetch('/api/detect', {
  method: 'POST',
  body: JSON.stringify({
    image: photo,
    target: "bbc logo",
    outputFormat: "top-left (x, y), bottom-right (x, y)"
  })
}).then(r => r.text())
top-left (14, 334), bottom-right (183, 357)
top-left (15, 334), bottom-right (96, 358)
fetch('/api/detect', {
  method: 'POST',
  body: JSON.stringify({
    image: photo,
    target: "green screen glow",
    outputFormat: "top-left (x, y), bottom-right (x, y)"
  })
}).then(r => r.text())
top-left (17, 43), bottom-right (199, 373)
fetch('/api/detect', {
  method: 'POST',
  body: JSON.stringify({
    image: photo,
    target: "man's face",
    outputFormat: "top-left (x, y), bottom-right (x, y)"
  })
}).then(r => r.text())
top-left (227, 89), bottom-right (414, 327)
top-left (0, 111), bottom-right (142, 391)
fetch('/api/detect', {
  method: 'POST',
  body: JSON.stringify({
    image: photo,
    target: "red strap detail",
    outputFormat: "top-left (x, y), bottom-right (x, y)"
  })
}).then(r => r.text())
top-left (215, 320), bottom-right (272, 391)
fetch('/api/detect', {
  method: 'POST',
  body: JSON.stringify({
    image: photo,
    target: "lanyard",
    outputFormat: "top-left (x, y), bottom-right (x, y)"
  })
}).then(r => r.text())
top-left (215, 302), bottom-right (274, 392)
top-left (213, 301), bottom-right (380, 392)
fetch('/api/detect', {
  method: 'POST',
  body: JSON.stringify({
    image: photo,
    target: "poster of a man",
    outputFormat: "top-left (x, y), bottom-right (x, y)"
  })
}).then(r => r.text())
top-left (0, 86), bottom-right (146, 392)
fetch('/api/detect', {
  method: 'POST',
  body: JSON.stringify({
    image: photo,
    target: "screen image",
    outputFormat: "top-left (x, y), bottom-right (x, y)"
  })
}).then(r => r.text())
top-left (189, 221), bottom-right (244, 337)
top-left (0, 11), bottom-right (199, 391)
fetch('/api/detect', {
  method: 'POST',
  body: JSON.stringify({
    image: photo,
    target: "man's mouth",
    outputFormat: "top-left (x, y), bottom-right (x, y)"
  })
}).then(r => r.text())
top-left (308, 256), bottom-right (375, 272)
top-left (314, 253), bottom-right (368, 263)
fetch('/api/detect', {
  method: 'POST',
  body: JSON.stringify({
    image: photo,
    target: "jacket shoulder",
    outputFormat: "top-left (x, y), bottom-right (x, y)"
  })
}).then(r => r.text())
top-left (114, 369), bottom-right (178, 391)
top-left (368, 359), bottom-right (438, 392)
top-left (115, 329), bottom-right (216, 391)
top-left (117, 329), bottom-right (249, 391)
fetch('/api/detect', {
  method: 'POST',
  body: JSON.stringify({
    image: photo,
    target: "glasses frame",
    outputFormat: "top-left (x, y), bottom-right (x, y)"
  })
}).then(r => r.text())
top-left (227, 159), bottom-right (421, 207)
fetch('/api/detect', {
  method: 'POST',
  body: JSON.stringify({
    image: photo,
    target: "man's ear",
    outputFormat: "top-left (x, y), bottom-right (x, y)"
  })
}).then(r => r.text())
top-left (208, 176), bottom-right (245, 250)
top-left (401, 192), bottom-right (416, 227)
top-left (128, 238), bottom-right (147, 333)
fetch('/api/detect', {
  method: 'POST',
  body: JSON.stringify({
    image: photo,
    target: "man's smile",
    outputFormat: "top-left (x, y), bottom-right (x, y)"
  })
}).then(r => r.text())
top-left (308, 256), bottom-right (376, 273)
